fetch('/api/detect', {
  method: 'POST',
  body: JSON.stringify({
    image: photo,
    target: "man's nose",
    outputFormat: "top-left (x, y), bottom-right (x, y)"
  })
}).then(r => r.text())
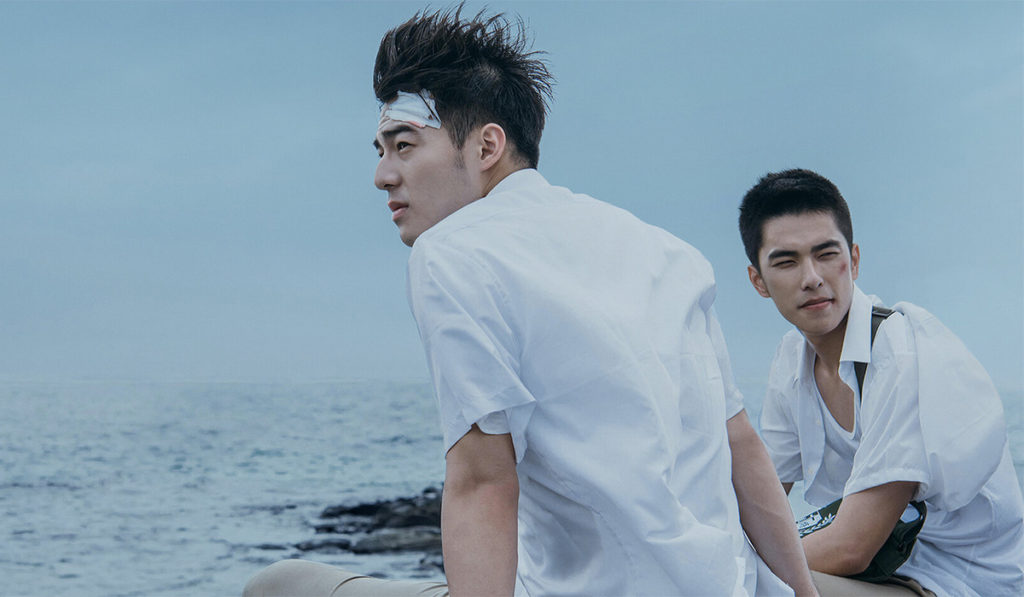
top-left (801, 261), bottom-right (824, 289)
top-left (374, 158), bottom-right (398, 190)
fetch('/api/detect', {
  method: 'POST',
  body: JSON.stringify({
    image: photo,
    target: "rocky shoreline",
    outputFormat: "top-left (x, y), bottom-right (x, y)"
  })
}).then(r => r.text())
top-left (261, 486), bottom-right (445, 573)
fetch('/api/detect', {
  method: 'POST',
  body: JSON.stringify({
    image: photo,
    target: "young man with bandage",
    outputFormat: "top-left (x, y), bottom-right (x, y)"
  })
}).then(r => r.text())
top-left (245, 8), bottom-right (818, 596)
top-left (739, 169), bottom-right (1024, 597)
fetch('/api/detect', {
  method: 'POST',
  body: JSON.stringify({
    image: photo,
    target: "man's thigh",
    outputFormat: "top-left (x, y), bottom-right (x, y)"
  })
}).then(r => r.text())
top-left (811, 570), bottom-right (935, 597)
top-left (243, 559), bottom-right (449, 597)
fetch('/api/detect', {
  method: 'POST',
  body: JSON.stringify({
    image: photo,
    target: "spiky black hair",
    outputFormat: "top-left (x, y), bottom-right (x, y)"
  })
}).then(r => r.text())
top-left (374, 5), bottom-right (554, 168)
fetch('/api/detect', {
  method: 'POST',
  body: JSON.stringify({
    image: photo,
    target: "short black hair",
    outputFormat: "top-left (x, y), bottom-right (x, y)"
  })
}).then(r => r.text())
top-left (374, 5), bottom-right (554, 168)
top-left (738, 168), bottom-right (854, 270)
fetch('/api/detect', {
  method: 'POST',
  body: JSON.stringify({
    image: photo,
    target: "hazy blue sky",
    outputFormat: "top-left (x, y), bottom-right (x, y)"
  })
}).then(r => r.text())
top-left (1, 1), bottom-right (1021, 393)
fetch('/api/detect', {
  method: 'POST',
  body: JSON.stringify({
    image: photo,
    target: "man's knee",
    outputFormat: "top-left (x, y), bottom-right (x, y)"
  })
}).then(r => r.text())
top-left (810, 570), bottom-right (933, 596)
top-left (244, 560), bottom-right (303, 597)
top-left (243, 559), bottom-right (357, 597)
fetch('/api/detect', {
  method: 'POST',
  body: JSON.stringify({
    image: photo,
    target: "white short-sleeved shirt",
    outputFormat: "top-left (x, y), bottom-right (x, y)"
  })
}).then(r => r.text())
top-left (408, 169), bottom-right (792, 597)
top-left (760, 285), bottom-right (1024, 597)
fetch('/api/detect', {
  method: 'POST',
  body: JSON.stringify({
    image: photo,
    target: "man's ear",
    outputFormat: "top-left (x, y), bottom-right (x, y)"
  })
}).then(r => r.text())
top-left (477, 123), bottom-right (507, 171)
top-left (850, 243), bottom-right (860, 281)
top-left (748, 264), bottom-right (771, 298)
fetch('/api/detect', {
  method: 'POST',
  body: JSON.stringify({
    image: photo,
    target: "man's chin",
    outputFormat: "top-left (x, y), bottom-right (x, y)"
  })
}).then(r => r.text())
top-left (397, 226), bottom-right (419, 247)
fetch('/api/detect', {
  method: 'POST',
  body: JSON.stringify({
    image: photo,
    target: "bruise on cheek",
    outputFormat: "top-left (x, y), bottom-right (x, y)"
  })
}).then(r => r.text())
top-left (838, 261), bottom-right (848, 275)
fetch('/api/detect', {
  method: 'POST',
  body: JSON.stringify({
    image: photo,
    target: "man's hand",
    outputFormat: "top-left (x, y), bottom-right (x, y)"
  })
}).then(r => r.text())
top-left (442, 424), bottom-right (518, 597)
top-left (802, 481), bottom-right (918, 576)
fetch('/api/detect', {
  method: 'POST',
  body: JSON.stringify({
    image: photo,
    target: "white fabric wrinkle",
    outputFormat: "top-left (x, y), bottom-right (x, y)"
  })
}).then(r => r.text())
top-left (895, 301), bottom-right (1007, 511)
top-left (412, 243), bottom-right (536, 462)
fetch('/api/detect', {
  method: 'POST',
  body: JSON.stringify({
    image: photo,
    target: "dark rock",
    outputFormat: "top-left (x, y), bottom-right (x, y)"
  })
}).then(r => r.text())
top-left (295, 538), bottom-right (353, 552)
top-left (418, 550), bottom-right (445, 573)
top-left (321, 487), bottom-right (442, 528)
top-left (313, 520), bottom-right (374, 534)
top-left (320, 486), bottom-right (442, 531)
top-left (277, 486), bottom-right (444, 561)
top-left (350, 527), bottom-right (442, 554)
top-left (373, 498), bottom-right (441, 528)
top-left (321, 502), bottom-right (382, 518)
top-left (377, 487), bottom-right (441, 528)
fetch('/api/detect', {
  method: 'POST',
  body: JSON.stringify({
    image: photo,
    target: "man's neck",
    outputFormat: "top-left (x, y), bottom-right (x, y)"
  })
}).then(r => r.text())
top-left (808, 312), bottom-right (855, 432)
top-left (806, 313), bottom-right (849, 374)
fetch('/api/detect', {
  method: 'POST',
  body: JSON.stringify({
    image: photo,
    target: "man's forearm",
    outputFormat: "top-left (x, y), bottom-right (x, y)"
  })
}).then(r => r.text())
top-left (729, 411), bottom-right (818, 597)
top-left (801, 480), bottom-right (918, 576)
top-left (736, 471), bottom-right (817, 596)
top-left (802, 524), bottom-right (866, 576)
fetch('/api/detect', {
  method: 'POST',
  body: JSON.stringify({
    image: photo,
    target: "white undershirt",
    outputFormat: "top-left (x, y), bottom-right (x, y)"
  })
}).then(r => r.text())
top-left (815, 362), bottom-right (861, 494)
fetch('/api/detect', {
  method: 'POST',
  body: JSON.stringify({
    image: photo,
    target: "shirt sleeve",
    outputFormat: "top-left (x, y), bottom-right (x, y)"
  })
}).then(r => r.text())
top-left (407, 242), bottom-right (535, 461)
top-left (706, 306), bottom-right (745, 419)
top-left (844, 315), bottom-right (931, 498)
top-left (758, 337), bottom-right (804, 484)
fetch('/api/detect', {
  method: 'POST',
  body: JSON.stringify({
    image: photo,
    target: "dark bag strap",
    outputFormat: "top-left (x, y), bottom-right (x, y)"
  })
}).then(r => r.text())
top-left (853, 305), bottom-right (895, 400)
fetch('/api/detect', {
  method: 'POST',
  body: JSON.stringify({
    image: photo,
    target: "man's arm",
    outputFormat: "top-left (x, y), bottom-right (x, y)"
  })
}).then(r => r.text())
top-left (801, 481), bottom-right (917, 576)
top-left (442, 424), bottom-right (518, 597)
top-left (728, 410), bottom-right (818, 597)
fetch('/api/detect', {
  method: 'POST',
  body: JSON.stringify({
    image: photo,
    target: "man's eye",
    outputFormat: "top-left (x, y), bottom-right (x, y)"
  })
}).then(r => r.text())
top-left (819, 251), bottom-right (839, 259)
top-left (396, 141), bottom-right (411, 150)
top-left (773, 260), bottom-right (795, 268)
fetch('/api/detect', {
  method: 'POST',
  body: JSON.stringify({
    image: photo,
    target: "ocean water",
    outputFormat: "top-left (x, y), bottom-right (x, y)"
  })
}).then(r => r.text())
top-left (0, 381), bottom-right (447, 597)
top-left (1, 381), bottom-right (1021, 597)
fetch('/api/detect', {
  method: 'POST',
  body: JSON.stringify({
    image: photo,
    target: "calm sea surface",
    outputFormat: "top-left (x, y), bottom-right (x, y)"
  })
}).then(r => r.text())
top-left (1, 381), bottom-right (1021, 596)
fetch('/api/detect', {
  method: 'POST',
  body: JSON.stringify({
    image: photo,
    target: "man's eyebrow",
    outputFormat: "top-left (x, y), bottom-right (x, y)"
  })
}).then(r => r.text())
top-left (811, 240), bottom-right (842, 253)
top-left (373, 124), bottom-right (417, 151)
top-left (766, 249), bottom-right (798, 262)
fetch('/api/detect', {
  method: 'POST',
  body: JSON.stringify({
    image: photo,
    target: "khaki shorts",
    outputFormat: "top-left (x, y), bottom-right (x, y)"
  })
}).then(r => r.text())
top-left (812, 570), bottom-right (936, 596)
top-left (243, 560), bottom-right (449, 597)
top-left (244, 559), bottom-right (938, 597)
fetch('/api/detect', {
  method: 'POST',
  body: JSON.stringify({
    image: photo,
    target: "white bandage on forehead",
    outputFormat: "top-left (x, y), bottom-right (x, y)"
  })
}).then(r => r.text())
top-left (378, 90), bottom-right (441, 130)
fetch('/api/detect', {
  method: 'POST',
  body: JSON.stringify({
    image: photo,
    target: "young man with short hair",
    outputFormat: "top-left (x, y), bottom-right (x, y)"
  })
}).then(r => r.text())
top-left (246, 8), bottom-right (817, 597)
top-left (739, 168), bottom-right (1024, 597)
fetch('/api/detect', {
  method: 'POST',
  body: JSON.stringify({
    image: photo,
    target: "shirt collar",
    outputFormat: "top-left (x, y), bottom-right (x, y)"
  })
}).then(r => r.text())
top-left (793, 284), bottom-right (874, 385)
top-left (838, 284), bottom-right (874, 365)
top-left (415, 168), bottom-right (547, 244)
top-left (484, 168), bottom-right (546, 198)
